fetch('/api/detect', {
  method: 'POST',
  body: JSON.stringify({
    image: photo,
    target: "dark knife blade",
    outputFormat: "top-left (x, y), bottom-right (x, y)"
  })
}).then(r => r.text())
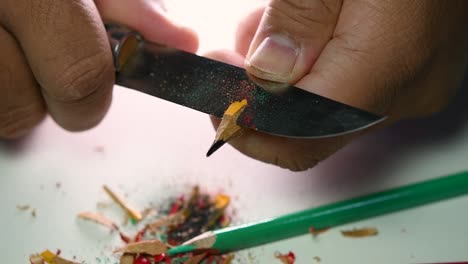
top-left (110, 26), bottom-right (385, 138)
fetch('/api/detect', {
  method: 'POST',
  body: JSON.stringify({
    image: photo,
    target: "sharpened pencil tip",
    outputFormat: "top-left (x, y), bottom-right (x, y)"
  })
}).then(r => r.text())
top-left (206, 140), bottom-right (226, 157)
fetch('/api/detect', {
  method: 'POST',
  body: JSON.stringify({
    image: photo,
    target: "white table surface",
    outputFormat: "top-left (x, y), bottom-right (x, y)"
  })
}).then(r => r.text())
top-left (1, 1), bottom-right (468, 263)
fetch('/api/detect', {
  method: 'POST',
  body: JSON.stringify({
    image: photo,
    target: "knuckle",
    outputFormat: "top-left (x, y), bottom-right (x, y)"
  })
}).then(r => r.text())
top-left (0, 103), bottom-right (45, 139)
top-left (49, 50), bottom-right (114, 103)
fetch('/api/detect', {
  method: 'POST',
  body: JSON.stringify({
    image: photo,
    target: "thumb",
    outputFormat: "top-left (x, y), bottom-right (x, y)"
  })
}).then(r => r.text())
top-left (245, 0), bottom-right (342, 89)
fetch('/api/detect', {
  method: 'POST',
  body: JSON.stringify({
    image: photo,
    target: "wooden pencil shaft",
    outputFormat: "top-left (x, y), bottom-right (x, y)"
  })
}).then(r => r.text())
top-left (215, 116), bottom-right (243, 142)
top-left (211, 171), bottom-right (468, 253)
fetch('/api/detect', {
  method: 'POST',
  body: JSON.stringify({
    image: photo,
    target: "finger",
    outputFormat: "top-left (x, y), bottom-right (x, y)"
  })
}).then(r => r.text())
top-left (0, 26), bottom-right (45, 139)
top-left (295, 0), bottom-right (447, 116)
top-left (235, 6), bottom-right (265, 57)
top-left (0, 0), bottom-right (114, 131)
top-left (245, 0), bottom-right (342, 89)
top-left (95, 0), bottom-right (199, 53)
top-left (203, 49), bottom-right (353, 171)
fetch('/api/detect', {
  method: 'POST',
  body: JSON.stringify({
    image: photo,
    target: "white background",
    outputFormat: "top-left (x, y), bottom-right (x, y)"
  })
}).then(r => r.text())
top-left (1, 0), bottom-right (468, 263)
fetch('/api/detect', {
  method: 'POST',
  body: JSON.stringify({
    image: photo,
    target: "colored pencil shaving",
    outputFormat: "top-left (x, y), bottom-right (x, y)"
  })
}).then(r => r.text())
top-left (206, 99), bottom-right (248, 156)
top-left (309, 227), bottom-right (330, 236)
top-left (103, 185), bottom-right (143, 221)
top-left (114, 240), bottom-right (167, 255)
top-left (77, 211), bottom-right (119, 231)
top-left (167, 187), bottom-right (231, 245)
top-left (31, 186), bottom-right (235, 264)
top-left (29, 250), bottom-right (79, 264)
top-left (275, 251), bottom-right (296, 264)
top-left (341, 227), bottom-right (378, 237)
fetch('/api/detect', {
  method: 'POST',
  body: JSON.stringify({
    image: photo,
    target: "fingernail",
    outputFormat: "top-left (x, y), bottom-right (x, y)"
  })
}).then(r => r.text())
top-left (247, 35), bottom-right (299, 82)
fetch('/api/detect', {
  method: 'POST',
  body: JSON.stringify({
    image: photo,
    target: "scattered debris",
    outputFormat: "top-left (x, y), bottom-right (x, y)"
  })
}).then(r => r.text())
top-left (313, 256), bottom-right (321, 262)
top-left (309, 227), bottom-right (330, 236)
top-left (167, 187), bottom-right (231, 245)
top-left (16, 204), bottom-right (31, 211)
top-left (77, 212), bottom-right (118, 231)
top-left (341, 227), bottom-right (378, 238)
top-left (94, 146), bottom-right (105, 153)
top-left (103, 185), bottom-right (143, 221)
top-left (275, 251), bottom-right (296, 264)
top-left (17, 203), bottom-right (37, 218)
top-left (31, 186), bottom-right (234, 264)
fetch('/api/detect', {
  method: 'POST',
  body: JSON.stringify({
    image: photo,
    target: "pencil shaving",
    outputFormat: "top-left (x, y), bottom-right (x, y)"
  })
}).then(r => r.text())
top-left (77, 211), bottom-right (118, 230)
top-left (119, 254), bottom-right (134, 264)
top-left (341, 227), bottom-right (378, 237)
top-left (147, 212), bottom-right (185, 233)
top-left (214, 194), bottom-right (230, 210)
top-left (29, 254), bottom-right (43, 264)
top-left (39, 250), bottom-right (79, 264)
top-left (223, 254), bottom-right (235, 264)
top-left (274, 251), bottom-right (296, 264)
top-left (224, 99), bottom-right (247, 117)
top-left (103, 185), bottom-right (142, 221)
top-left (17, 204), bottom-right (31, 211)
top-left (114, 240), bottom-right (167, 255)
top-left (309, 227), bottom-right (330, 236)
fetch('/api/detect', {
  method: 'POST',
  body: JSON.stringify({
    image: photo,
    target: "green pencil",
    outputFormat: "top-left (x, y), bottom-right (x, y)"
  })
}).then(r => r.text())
top-left (168, 170), bottom-right (468, 256)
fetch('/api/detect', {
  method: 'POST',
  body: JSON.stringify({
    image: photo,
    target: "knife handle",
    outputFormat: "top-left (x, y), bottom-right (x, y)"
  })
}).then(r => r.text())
top-left (105, 24), bottom-right (142, 72)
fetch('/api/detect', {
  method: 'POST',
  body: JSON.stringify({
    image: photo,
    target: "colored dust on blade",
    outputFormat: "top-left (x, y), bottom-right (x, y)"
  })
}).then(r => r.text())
top-left (29, 186), bottom-right (234, 264)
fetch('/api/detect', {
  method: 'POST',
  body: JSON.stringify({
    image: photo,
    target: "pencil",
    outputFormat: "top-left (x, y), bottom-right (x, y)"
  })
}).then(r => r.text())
top-left (168, 170), bottom-right (468, 255)
top-left (206, 99), bottom-right (248, 157)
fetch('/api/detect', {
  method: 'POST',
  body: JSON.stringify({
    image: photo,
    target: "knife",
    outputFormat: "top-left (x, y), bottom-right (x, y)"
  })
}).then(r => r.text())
top-left (106, 24), bottom-right (385, 138)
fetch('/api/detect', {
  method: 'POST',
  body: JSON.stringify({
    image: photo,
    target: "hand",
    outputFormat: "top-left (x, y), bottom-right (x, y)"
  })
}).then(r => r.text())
top-left (0, 0), bottom-right (198, 139)
top-left (208, 0), bottom-right (468, 171)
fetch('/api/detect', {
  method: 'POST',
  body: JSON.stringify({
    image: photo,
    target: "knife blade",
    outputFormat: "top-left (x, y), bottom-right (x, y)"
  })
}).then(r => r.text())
top-left (106, 24), bottom-right (385, 138)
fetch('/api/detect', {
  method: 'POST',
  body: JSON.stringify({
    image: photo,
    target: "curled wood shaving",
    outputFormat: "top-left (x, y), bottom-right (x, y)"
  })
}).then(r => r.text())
top-left (77, 212), bottom-right (118, 231)
top-left (38, 250), bottom-right (80, 264)
top-left (214, 194), bottom-right (230, 210)
top-left (184, 253), bottom-right (207, 264)
top-left (29, 254), bottom-right (44, 264)
top-left (120, 254), bottom-right (134, 264)
top-left (146, 212), bottom-right (185, 233)
top-left (341, 227), bottom-right (378, 238)
top-left (141, 208), bottom-right (157, 219)
top-left (103, 185), bottom-right (142, 221)
top-left (114, 240), bottom-right (167, 255)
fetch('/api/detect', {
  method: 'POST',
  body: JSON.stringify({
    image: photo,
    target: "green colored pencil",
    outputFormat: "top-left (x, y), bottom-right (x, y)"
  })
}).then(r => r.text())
top-left (168, 171), bottom-right (468, 256)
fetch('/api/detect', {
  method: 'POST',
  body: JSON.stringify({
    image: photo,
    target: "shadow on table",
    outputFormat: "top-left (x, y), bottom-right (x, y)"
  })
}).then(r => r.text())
top-left (0, 126), bottom-right (42, 155)
top-left (310, 74), bottom-right (468, 197)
